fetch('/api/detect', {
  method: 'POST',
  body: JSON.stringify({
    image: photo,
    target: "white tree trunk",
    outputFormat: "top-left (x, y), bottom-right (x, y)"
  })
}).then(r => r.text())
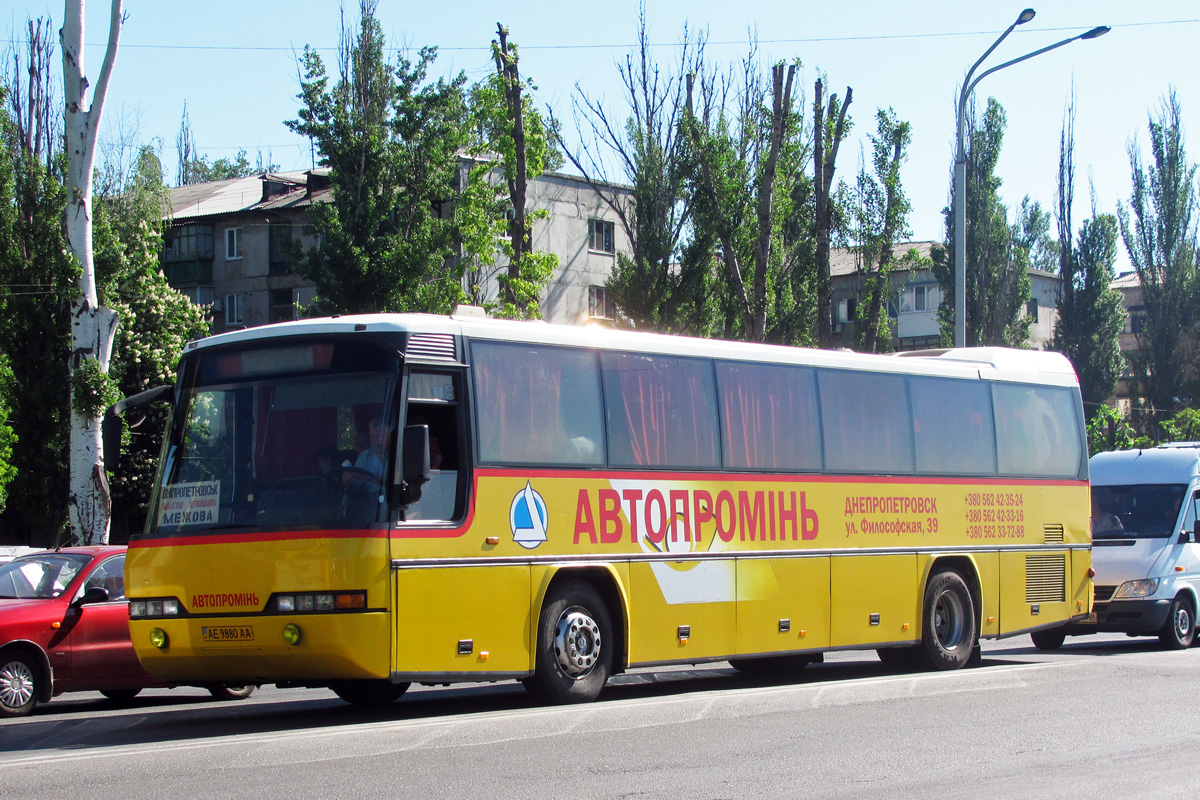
top-left (62, 0), bottom-right (123, 544)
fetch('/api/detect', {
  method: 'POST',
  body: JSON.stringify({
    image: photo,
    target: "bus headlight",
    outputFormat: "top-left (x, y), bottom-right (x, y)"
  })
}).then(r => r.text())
top-left (149, 627), bottom-right (169, 649)
top-left (1114, 579), bottom-right (1159, 598)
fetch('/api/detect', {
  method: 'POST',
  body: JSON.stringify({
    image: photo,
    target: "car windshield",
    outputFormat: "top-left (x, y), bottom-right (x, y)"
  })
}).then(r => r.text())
top-left (148, 339), bottom-right (400, 534)
top-left (1092, 484), bottom-right (1188, 540)
top-left (0, 553), bottom-right (91, 599)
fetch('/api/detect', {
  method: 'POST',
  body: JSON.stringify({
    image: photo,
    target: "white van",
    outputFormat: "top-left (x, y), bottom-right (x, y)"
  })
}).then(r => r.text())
top-left (1037, 443), bottom-right (1200, 650)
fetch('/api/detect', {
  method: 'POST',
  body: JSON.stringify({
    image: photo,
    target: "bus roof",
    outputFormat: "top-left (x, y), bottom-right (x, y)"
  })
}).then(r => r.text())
top-left (184, 311), bottom-right (1080, 387)
top-left (1091, 445), bottom-right (1200, 485)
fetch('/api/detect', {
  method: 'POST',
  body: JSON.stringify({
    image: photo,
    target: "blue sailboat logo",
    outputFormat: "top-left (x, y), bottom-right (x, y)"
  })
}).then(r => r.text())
top-left (509, 481), bottom-right (548, 549)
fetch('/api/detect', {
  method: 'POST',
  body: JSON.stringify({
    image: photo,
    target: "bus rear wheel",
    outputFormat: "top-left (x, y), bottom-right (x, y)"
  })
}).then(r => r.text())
top-left (920, 570), bottom-right (976, 670)
top-left (331, 680), bottom-right (410, 707)
top-left (523, 579), bottom-right (613, 704)
top-left (1159, 595), bottom-right (1196, 650)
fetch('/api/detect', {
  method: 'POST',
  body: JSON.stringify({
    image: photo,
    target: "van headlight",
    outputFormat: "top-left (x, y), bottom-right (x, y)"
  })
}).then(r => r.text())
top-left (1114, 579), bottom-right (1159, 598)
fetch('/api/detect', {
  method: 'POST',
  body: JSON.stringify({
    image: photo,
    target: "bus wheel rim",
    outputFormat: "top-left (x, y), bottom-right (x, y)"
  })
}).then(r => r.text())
top-left (553, 607), bottom-right (601, 679)
top-left (0, 660), bottom-right (35, 709)
top-left (934, 591), bottom-right (965, 650)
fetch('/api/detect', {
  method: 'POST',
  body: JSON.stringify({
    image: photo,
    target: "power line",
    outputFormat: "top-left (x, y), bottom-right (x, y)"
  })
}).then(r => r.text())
top-left (2, 19), bottom-right (1196, 54)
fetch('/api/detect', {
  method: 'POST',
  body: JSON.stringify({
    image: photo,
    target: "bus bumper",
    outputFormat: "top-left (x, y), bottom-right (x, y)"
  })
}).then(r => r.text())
top-left (129, 612), bottom-right (391, 684)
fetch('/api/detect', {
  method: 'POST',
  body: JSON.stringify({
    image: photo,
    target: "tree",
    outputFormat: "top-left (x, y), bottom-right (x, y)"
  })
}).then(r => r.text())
top-left (934, 98), bottom-right (1030, 347)
top-left (286, 0), bottom-right (478, 315)
top-left (1012, 195), bottom-right (1058, 273)
top-left (62, 0), bottom-right (123, 543)
top-left (853, 108), bottom-right (912, 354)
top-left (812, 77), bottom-right (853, 348)
top-left (0, 23), bottom-right (77, 546)
top-left (467, 24), bottom-right (558, 319)
top-left (175, 101), bottom-right (275, 185)
top-left (683, 44), bottom-right (811, 344)
top-left (555, 8), bottom-right (709, 333)
top-left (93, 145), bottom-right (210, 538)
top-left (1051, 95), bottom-right (1125, 417)
top-left (1118, 90), bottom-right (1200, 423)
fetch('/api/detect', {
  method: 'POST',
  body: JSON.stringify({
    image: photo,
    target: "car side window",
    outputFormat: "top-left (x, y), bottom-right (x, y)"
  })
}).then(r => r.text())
top-left (81, 556), bottom-right (126, 602)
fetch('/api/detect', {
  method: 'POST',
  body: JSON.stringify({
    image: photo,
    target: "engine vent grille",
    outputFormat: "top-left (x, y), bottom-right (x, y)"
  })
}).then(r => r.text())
top-left (1043, 524), bottom-right (1065, 544)
top-left (405, 333), bottom-right (457, 362)
top-left (1025, 554), bottom-right (1067, 603)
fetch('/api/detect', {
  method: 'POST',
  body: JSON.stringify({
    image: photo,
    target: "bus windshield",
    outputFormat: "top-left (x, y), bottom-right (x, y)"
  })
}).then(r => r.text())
top-left (1091, 484), bottom-right (1188, 540)
top-left (148, 339), bottom-right (400, 534)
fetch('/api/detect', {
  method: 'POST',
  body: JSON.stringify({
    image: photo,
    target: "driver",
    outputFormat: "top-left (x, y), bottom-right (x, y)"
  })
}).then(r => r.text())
top-left (343, 417), bottom-right (388, 487)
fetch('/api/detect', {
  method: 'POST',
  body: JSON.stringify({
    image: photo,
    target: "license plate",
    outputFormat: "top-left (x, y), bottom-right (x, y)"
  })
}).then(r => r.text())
top-left (201, 625), bottom-right (254, 642)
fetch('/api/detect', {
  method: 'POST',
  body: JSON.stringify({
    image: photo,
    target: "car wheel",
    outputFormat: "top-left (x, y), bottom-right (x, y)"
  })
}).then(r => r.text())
top-left (0, 651), bottom-right (40, 717)
top-left (207, 684), bottom-right (256, 701)
top-left (1159, 595), bottom-right (1196, 650)
top-left (100, 689), bottom-right (143, 702)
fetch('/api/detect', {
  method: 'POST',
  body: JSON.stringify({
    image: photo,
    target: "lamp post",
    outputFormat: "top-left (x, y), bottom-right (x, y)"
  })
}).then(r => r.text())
top-left (953, 9), bottom-right (1109, 347)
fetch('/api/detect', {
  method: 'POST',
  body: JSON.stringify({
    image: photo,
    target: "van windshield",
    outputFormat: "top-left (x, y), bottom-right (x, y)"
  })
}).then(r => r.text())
top-left (1091, 484), bottom-right (1188, 539)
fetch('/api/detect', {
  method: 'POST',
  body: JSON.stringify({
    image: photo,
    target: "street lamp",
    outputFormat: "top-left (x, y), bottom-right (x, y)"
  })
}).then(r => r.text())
top-left (953, 9), bottom-right (1110, 347)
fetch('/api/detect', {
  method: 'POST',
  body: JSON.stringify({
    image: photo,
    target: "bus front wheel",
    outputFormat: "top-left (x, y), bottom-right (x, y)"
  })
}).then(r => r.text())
top-left (920, 570), bottom-right (976, 670)
top-left (524, 579), bottom-right (613, 704)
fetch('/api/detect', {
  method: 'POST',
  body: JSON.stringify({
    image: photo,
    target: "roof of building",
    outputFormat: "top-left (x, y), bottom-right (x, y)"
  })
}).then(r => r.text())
top-left (829, 241), bottom-right (941, 277)
top-left (1112, 271), bottom-right (1140, 289)
top-left (166, 169), bottom-right (328, 222)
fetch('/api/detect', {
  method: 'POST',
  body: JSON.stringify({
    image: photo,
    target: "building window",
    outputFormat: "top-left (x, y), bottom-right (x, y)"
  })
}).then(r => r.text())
top-left (269, 223), bottom-right (293, 275)
top-left (900, 284), bottom-right (940, 314)
top-left (225, 227), bottom-right (242, 260)
top-left (1127, 305), bottom-right (1145, 334)
top-left (269, 288), bottom-right (297, 324)
top-left (588, 219), bottom-right (615, 254)
top-left (836, 297), bottom-right (857, 323)
top-left (225, 293), bottom-right (243, 326)
top-left (164, 224), bottom-right (214, 263)
top-left (588, 286), bottom-right (607, 318)
top-left (1026, 298), bottom-right (1039, 321)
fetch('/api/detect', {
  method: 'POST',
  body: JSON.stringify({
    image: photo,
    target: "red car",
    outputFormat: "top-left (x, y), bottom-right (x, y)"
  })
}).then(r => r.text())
top-left (0, 546), bottom-right (253, 716)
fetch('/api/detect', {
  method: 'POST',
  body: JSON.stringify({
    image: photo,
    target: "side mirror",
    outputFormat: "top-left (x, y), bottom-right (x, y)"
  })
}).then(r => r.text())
top-left (72, 585), bottom-right (109, 607)
top-left (103, 384), bottom-right (174, 468)
top-left (398, 424), bottom-right (432, 505)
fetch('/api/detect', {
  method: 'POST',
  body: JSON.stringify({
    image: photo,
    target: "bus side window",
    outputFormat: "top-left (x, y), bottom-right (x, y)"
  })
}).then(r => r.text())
top-left (402, 373), bottom-right (465, 523)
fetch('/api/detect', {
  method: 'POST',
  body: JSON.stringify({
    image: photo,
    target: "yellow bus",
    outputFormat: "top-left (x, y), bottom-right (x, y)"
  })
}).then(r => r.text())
top-left (122, 309), bottom-right (1091, 705)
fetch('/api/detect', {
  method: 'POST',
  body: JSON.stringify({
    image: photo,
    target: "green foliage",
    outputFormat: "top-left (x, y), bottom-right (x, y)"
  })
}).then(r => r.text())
top-left (1012, 196), bottom-right (1059, 273)
top-left (854, 108), bottom-right (912, 353)
top-left (1053, 214), bottom-right (1126, 415)
top-left (1161, 408), bottom-right (1200, 442)
top-left (70, 357), bottom-right (121, 418)
top-left (0, 353), bottom-right (17, 514)
top-left (0, 87), bottom-right (77, 545)
top-left (466, 31), bottom-right (560, 319)
top-left (934, 98), bottom-right (1031, 347)
top-left (682, 57), bottom-right (816, 344)
top-left (287, 2), bottom-right (484, 315)
top-left (1117, 90), bottom-right (1200, 420)
top-left (179, 150), bottom-right (255, 184)
top-left (1086, 405), bottom-right (1147, 455)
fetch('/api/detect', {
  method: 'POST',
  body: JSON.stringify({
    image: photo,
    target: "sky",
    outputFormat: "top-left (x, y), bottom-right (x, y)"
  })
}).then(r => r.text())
top-left (7, 1), bottom-right (1199, 269)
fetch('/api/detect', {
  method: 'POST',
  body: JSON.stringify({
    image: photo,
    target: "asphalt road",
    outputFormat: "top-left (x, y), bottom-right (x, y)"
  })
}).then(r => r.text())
top-left (2, 633), bottom-right (1198, 799)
